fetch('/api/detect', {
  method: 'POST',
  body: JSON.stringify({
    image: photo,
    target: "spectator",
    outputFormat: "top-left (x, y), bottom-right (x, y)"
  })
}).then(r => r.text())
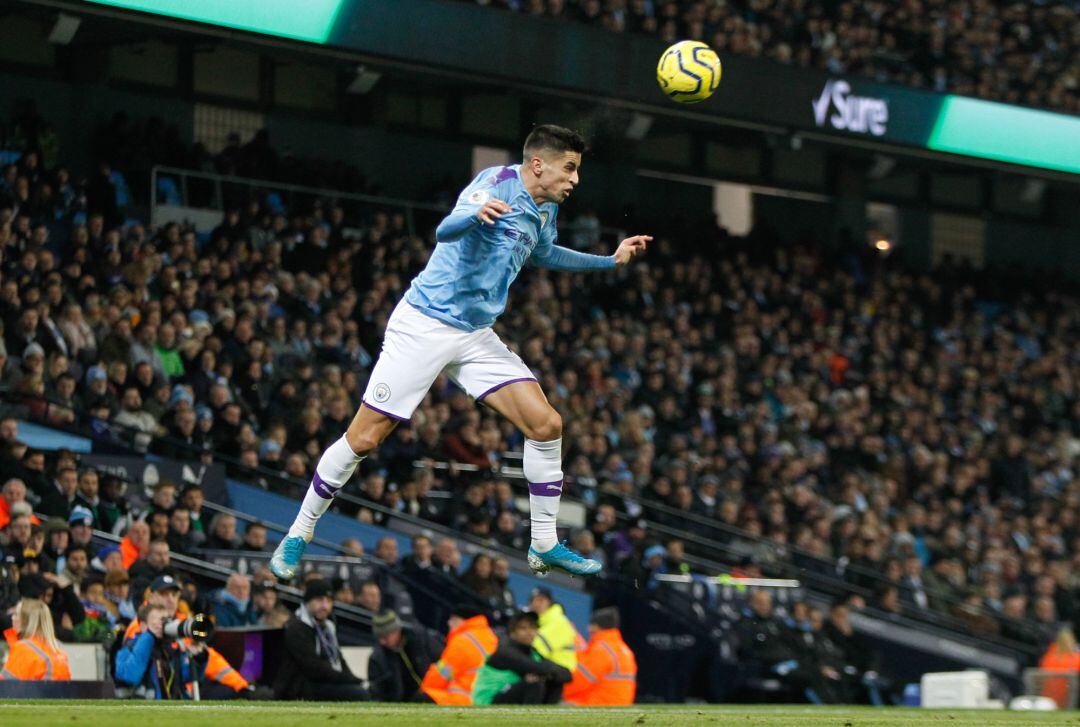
top-left (241, 522), bottom-right (269, 552)
top-left (128, 540), bottom-right (174, 600)
top-left (58, 544), bottom-right (89, 595)
top-left (37, 466), bottom-right (77, 519)
top-left (356, 580), bottom-right (382, 614)
top-left (374, 536), bottom-right (400, 567)
top-left (103, 570), bottom-right (137, 624)
top-left (472, 610), bottom-right (572, 705)
top-left (119, 520), bottom-right (150, 570)
top-left (0, 598), bottom-right (71, 681)
top-left (67, 506), bottom-right (97, 558)
top-left (367, 610), bottom-right (442, 702)
top-left (339, 537), bottom-right (364, 557)
top-left (461, 554), bottom-right (502, 604)
top-left (180, 486), bottom-right (206, 542)
top-left (72, 469), bottom-right (100, 524)
top-left (433, 538), bottom-right (461, 580)
top-left (211, 574), bottom-right (257, 627)
top-left (273, 578), bottom-right (369, 701)
top-left (97, 475), bottom-right (132, 536)
top-left (252, 580), bottom-right (290, 628)
top-left (400, 535), bottom-right (434, 575)
top-left (205, 513), bottom-right (240, 550)
top-left (166, 507), bottom-right (199, 554)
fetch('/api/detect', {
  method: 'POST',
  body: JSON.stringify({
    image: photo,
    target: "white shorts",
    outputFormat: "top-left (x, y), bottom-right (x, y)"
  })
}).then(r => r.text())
top-left (361, 299), bottom-right (537, 421)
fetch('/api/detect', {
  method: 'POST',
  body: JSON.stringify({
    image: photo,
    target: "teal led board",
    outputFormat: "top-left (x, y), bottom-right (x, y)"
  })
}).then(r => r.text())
top-left (84, 0), bottom-right (345, 44)
top-left (929, 96), bottom-right (1080, 175)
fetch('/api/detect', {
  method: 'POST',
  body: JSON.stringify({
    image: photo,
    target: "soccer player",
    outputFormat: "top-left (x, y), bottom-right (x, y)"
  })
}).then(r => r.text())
top-left (271, 125), bottom-right (650, 580)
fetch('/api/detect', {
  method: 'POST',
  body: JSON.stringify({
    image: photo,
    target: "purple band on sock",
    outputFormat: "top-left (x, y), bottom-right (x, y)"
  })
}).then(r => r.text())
top-left (528, 480), bottom-right (564, 497)
top-left (476, 377), bottom-right (538, 402)
top-left (311, 472), bottom-right (339, 500)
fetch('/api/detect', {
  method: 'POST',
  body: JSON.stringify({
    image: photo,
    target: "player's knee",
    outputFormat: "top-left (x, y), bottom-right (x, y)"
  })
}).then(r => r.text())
top-left (345, 427), bottom-right (382, 455)
top-left (528, 409), bottom-right (562, 442)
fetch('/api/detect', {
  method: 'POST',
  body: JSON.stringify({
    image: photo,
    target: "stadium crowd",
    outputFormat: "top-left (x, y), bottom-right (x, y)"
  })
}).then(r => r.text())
top-left (1, 102), bottom-right (1079, 701)
top-left (457, 0), bottom-right (1080, 115)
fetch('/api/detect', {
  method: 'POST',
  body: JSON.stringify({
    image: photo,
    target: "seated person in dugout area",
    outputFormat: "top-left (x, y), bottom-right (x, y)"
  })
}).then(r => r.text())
top-left (471, 610), bottom-right (572, 705)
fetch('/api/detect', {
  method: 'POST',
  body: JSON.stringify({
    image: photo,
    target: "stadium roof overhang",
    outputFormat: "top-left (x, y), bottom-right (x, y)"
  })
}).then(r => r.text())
top-left (17, 0), bottom-right (1080, 182)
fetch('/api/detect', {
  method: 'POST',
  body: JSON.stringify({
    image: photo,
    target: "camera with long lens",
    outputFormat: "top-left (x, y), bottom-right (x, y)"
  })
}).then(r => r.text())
top-left (163, 613), bottom-right (214, 642)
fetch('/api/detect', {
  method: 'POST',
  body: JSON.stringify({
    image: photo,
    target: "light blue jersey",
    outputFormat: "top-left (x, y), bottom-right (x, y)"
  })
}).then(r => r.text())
top-left (405, 164), bottom-right (615, 331)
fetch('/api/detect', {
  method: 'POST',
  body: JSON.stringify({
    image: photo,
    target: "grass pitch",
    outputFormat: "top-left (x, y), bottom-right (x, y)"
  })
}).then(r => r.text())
top-left (1, 703), bottom-right (1078, 726)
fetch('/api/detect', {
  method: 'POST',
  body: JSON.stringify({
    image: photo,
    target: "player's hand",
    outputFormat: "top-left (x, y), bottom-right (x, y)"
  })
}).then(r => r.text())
top-left (614, 235), bottom-right (651, 265)
top-left (477, 199), bottom-right (512, 225)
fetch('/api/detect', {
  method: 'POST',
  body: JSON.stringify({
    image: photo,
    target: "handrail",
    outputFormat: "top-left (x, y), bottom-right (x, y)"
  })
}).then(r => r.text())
top-left (86, 529), bottom-right (374, 629)
top-left (151, 164), bottom-right (450, 213)
top-left (196, 499), bottom-right (495, 618)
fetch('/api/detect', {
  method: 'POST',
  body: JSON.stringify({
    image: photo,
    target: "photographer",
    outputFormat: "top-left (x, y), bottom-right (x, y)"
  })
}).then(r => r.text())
top-left (115, 603), bottom-right (211, 698)
top-left (120, 575), bottom-right (251, 698)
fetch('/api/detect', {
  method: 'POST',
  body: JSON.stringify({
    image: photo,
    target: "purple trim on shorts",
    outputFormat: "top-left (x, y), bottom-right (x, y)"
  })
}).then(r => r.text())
top-left (476, 377), bottom-right (538, 402)
top-left (361, 399), bottom-right (411, 422)
top-left (528, 480), bottom-right (564, 497)
top-left (311, 472), bottom-right (338, 501)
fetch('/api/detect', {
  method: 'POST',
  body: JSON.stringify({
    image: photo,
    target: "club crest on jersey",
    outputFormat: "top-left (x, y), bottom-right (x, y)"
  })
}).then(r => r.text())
top-left (372, 383), bottom-right (391, 403)
top-left (468, 190), bottom-right (489, 205)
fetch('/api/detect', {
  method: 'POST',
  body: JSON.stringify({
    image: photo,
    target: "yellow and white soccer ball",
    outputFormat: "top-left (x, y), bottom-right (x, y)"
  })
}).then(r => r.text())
top-left (656, 40), bottom-right (722, 104)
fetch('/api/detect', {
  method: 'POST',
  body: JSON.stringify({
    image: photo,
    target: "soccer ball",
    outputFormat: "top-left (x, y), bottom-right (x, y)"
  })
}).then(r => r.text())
top-left (656, 40), bottom-right (722, 104)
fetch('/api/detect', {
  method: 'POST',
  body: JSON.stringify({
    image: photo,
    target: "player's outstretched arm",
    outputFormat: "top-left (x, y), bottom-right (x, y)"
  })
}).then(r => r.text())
top-left (613, 235), bottom-right (651, 265)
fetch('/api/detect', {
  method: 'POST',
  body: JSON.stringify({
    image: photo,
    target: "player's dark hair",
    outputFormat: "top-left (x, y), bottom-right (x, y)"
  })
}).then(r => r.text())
top-left (523, 124), bottom-right (586, 160)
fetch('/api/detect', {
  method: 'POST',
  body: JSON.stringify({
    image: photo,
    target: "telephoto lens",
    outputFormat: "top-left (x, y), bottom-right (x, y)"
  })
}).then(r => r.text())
top-left (162, 613), bottom-right (215, 642)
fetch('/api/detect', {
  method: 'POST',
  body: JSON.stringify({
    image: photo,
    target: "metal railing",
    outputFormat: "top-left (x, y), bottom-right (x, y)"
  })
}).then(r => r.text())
top-left (149, 164), bottom-right (629, 245)
top-left (150, 165), bottom-right (448, 239)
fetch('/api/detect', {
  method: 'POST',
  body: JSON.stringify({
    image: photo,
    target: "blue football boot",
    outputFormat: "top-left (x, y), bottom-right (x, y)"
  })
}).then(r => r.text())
top-left (527, 541), bottom-right (602, 577)
top-left (270, 535), bottom-right (308, 581)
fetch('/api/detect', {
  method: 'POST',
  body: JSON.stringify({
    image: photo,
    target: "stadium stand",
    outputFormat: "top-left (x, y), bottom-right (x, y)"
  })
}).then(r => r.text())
top-left (0, 100), bottom-right (1078, 703)
top-left (456, 0), bottom-right (1080, 114)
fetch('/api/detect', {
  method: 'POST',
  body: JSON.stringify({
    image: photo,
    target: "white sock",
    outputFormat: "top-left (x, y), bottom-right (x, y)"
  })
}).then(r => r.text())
top-left (288, 436), bottom-right (364, 540)
top-left (525, 437), bottom-right (563, 552)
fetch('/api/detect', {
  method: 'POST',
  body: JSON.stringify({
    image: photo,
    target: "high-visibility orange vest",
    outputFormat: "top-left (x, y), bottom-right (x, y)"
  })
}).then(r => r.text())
top-left (1038, 645), bottom-right (1080, 707)
top-left (0, 499), bottom-right (41, 531)
top-left (0, 632), bottom-right (71, 681)
top-left (123, 613), bottom-right (248, 691)
top-left (564, 628), bottom-right (637, 706)
top-left (421, 615), bottom-right (497, 705)
top-left (120, 536), bottom-right (143, 570)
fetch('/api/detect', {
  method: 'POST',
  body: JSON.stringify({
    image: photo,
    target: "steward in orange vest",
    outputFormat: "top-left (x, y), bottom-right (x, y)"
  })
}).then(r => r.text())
top-left (421, 606), bottom-right (497, 705)
top-left (564, 607), bottom-right (636, 706)
top-left (0, 600), bottom-right (71, 681)
top-left (1039, 628), bottom-right (1080, 708)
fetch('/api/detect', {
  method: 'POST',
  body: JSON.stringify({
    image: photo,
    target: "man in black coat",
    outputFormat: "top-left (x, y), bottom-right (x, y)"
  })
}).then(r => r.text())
top-left (366, 610), bottom-right (442, 702)
top-left (816, 602), bottom-right (885, 705)
top-left (736, 589), bottom-right (824, 703)
top-left (273, 579), bottom-right (369, 701)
